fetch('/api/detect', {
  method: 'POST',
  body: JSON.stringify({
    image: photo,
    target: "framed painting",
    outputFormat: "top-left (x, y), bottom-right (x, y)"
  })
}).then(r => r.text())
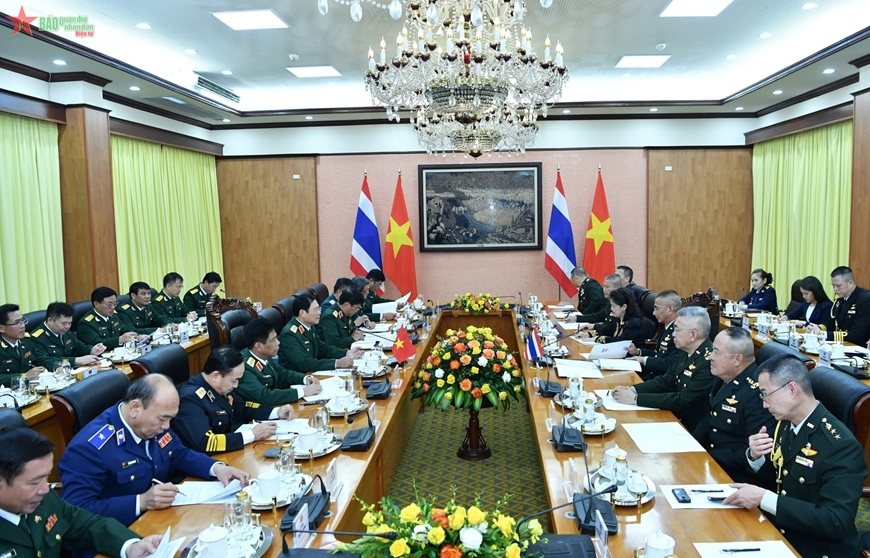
top-left (418, 163), bottom-right (543, 252)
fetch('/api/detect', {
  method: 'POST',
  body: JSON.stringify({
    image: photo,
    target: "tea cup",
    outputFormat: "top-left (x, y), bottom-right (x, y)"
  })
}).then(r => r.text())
top-left (295, 427), bottom-right (319, 453)
top-left (250, 470), bottom-right (282, 502)
top-left (831, 343), bottom-right (846, 360)
top-left (194, 525), bottom-right (229, 558)
top-left (633, 530), bottom-right (675, 558)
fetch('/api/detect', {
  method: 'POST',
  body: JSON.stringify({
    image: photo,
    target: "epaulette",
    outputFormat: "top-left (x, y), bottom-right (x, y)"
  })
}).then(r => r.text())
top-left (87, 424), bottom-right (115, 450)
top-left (246, 357), bottom-right (256, 367)
top-left (290, 325), bottom-right (298, 333)
top-left (195, 387), bottom-right (207, 399)
top-left (189, 287), bottom-right (198, 294)
top-left (121, 304), bottom-right (131, 310)
top-left (332, 310), bottom-right (340, 318)
top-left (32, 328), bottom-right (44, 338)
top-left (84, 315), bottom-right (94, 322)
top-left (156, 295), bottom-right (164, 302)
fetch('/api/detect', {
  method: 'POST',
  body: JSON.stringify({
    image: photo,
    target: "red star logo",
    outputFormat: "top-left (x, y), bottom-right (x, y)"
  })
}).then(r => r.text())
top-left (8, 6), bottom-right (37, 36)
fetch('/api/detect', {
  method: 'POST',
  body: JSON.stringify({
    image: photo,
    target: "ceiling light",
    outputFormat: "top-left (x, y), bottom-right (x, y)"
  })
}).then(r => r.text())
top-left (726, 54), bottom-right (738, 60)
top-left (759, 32), bottom-right (773, 39)
top-left (622, 73), bottom-right (632, 78)
top-left (660, 0), bottom-right (734, 17)
top-left (222, 119), bottom-right (231, 123)
top-left (129, 86), bottom-right (140, 91)
top-left (287, 66), bottom-right (341, 78)
top-left (616, 55), bottom-right (670, 68)
top-left (773, 89), bottom-right (783, 95)
top-left (823, 68), bottom-right (835, 74)
top-left (222, 70), bottom-right (233, 75)
top-left (735, 106), bottom-right (744, 111)
top-left (649, 108), bottom-right (658, 112)
top-left (185, 49), bottom-right (197, 55)
top-left (136, 23), bottom-right (151, 29)
top-left (212, 9), bottom-right (288, 30)
top-left (305, 116), bottom-right (314, 120)
top-left (52, 59), bottom-right (66, 65)
top-left (562, 109), bottom-right (571, 114)
top-left (802, 2), bottom-right (818, 8)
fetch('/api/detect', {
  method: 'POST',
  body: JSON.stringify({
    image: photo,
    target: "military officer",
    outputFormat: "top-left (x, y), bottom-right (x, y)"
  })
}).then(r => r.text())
top-left (0, 428), bottom-right (162, 558)
top-left (0, 304), bottom-right (44, 388)
top-left (151, 273), bottom-right (197, 324)
top-left (278, 294), bottom-right (361, 373)
top-left (31, 302), bottom-right (105, 371)
top-left (563, 267), bottom-right (608, 320)
top-left (362, 269), bottom-right (396, 321)
top-left (320, 289), bottom-right (365, 350)
top-left (59, 374), bottom-right (248, 527)
top-left (173, 347), bottom-right (294, 454)
top-left (806, 265), bottom-right (870, 347)
top-left (612, 306), bottom-right (715, 433)
top-left (350, 276), bottom-right (376, 327)
top-left (320, 278), bottom-right (354, 316)
top-left (183, 272), bottom-right (221, 318)
top-left (627, 290), bottom-right (682, 379)
top-left (76, 288), bottom-right (147, 350)
top-left (725, 354), bottom-right (866, 558)
top-left (572, 274), bottom-right (621, 330)
top-left (116, 283), bottom-right (165, 335)
top-left (692, 327), bottom-right (774, 482)
top-left (616, 265), bottom-right (637, 291)
top-left (236, 319), bottom-right (321, 406)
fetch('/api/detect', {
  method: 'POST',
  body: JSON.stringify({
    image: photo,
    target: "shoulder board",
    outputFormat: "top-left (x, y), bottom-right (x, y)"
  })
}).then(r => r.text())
top-left (84, 315), bottom-right (94, 322)
top-left (332, 310), bottom-right (340, 317)
top-left (121, 304), bottom-right (131, 310)
top-left (188, 288), bottom-right (198, 294)
top-left (763, 285), bottom-right (771, 290)
top-left (195, 387), bottom-right (207, 399)
top-left (87, 424), bottom-right (116, 450)
top-left (155, 295), bottom-right (164, 302)
top-left (290, 325), bottom-right (298, 333)
top-left (246, 357), bottom-right (256, 367)
top-left (32, 329), bottom-right (44, 338)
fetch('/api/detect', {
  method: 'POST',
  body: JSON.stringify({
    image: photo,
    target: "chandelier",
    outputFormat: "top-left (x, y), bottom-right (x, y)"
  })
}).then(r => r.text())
top-left (319, 0), bottom-right (568, 157)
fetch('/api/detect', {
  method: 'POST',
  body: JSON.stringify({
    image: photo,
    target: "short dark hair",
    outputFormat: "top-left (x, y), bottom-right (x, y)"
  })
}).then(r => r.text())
top-left (609, 288), bottom-right (642, 320)
top-left (366, 269), bottom-right (386, 282)
top-left (45, 302), bottom-right (74, 320)
top-left (332, 277), bottom-right (354, 293)
top-left (202, 272), bottom-right (222, 284)
top-left (0, 304), bottom-right (19, 325)
top-left (719, 327), bottom-right (755, 361)
top-left (339, 289), bottom-right (365, 306)
top-left (0, 428), bottom-right (54, 484)
top-left (831, 266), bottom-right (855, 283)
top-left (202, 346), bottom-right (243, 377)
top-left (799, 276), bottom-right (831, 305)
top-left (617, 265), bottom-right (634, 283)
top-left (244, 318), bottom-right (275, 349)
top-left (292, 293), bottom-right (315, 317)
top-left (758, 354), bottom-right (812, 397)
top-left (91, 287), bottom-right (117, 304)
top-left (751, 268), bottom-right (773, 286)
top-left (129, 281), bottom-right (151, 296)
top-left (351, 276), bottom-right (369, 292)
top-left (123, 374), bottom-right (172, 408)
top-left (163, 272), bottom-right (183, 287)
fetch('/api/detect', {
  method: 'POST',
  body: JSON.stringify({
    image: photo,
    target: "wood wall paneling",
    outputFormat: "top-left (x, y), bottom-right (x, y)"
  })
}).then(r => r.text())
top-left (216, 158), bottom-right (320, 307)
top-left (647, 149), bottom-right (754, 301)
top-left (851, 90), bottom-right (870, 285)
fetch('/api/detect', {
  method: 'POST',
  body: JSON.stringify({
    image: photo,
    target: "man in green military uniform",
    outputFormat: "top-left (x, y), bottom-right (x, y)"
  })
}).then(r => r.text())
top-left (362, 269), bottom-right (396, 321)
top-left (31, 302), bottom-right (105, 371)
top-left (278, 294), bottom-right (361, 373)
top-left (236, 319), bottom-right (322, 405)
top-left (320, 290), bottom-right (365, 350)
top-left (76, 288), bottom-right (147, 351)
top-left (0, 304), bottom-right (44, 388)
top-left (320, 278), bottom-right (354, 316)
top-left (0, 427), bottom-right (162, 558)
top-left (151, 273), bottom-right (197, 324)
top-left (116, 282), bottom-right (165, 335)
top-left (612, 306), bottom-right (716, 433)
top-left (565, 267), bottom-right (608, 319)
top-left (183, 272), bottom-right (221, 317)
top-left (569, 273), bottom-right (621, 326)
top-left (627, 289), bottom-right (681, 379)
top-left (725, 354), bottom-right (867, 558)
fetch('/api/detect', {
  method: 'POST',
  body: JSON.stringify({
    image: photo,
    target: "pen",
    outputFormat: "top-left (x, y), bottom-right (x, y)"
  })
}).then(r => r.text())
top-left (691, 489), bottom-right (724, 493)
top-left (300, 399), bottom-right (330, 406)
top-left (720, 549), bottom-right (760, 553)
top-left (152, 478), bottom-right (186, 496)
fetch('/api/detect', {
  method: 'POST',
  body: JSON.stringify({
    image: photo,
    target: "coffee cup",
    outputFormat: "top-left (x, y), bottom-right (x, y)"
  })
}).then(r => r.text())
top-left (603, 445), bottom-right (627, 469)
top-left (334, 390), bottom-right (353, 410)
top-left (725, 302), bottom-right (738, 315)
top-left (633, 530), bottom-right (675, 558)
top-left (296, 427), bottom-right (319, 453)
top-left (251, 470), bottom-right (282, 503)
top-left (831, 343), bottom-right (846, 360)
top-left (194, 525), bottom-right (229, 558)
top-left (804, 334), bottom-right (821, 350)
top-left (38, 371), bottom-right (55, 389)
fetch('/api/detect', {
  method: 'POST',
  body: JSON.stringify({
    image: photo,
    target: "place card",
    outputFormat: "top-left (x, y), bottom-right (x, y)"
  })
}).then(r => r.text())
top-left (757, 323), bottom-right (769, 337)
top-left (326, 458), bottom-right (343, 502)
top-left (253, 302), bottom-right (262, 311)
top-left (593, 510), bottom-right (611, 558)
top-left (741, 316), bottom-right (750, 331)
top-left (140, 343), bottom-right (152, 354)
top-left (819, 345), bottom-right (832, 367)
top-left (568, 457), bottom-right (580, 492)
top-left (293, 503), bottom-right (310, 549)
top-left (788, 334), bottom-right (800, 350)
top-left (179, 329), bottom-right (190, 345)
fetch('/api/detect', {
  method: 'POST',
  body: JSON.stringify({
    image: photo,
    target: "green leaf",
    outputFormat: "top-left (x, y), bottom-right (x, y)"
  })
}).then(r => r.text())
top-left (441, 396), bottom-right (452, 411)
top-left (473, 396), bottom-right (482, 412)
top-left (455, 390), bottom-right (466, 408)
top-left (485, 390), bottom-right (499, 407)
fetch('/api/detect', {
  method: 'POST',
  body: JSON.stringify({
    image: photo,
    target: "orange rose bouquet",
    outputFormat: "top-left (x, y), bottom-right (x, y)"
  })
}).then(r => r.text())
top-left (451, 293), bottom-right (510, 315)
top-left (411, 326), bottom-right (525, 411)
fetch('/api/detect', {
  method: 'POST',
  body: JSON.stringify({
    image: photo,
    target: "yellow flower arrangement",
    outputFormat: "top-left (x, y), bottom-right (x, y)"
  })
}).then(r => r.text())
top-left (451, 293), bottom-right (510, 315)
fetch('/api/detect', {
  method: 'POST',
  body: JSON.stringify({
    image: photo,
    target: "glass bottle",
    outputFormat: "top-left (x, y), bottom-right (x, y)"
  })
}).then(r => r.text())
top-left (276, 442), bottom-right (295, 483)
top-left (233, 491), bottom-right (253, 538)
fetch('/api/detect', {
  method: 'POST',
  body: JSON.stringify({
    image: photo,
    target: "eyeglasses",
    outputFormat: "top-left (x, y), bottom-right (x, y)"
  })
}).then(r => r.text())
top-left (3, 318), bottom-right (27, 327)
top-left (100, 301), bottom-right (118, 308)
top-left (759, 382), bottom-right (790, 401)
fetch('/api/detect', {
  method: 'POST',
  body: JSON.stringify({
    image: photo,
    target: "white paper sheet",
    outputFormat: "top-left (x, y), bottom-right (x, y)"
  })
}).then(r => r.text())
top-left (396, 292), bottom-right (411, 305)
top-left (236, 418), bottom-right (310, 437)
top-left (596, 359), bottom-right (642, 372)
top-left (593, 390), bottom-right (658, 411)
top-left (171, 479), bottom-right (243, 506)
top-left (572, 337), bottom-right (597, 346)
top-left (622, 422), bottom-right (706, 453)
top-left (360, 324), bottom-right (392, 333)
top-left (554, 359), bottom-right (603, 378)
top-left (587, 340), bottom-right (632, 360)
top-left (547, 304), bottom-right (576, 310)
top-left (659, 484), bottom-right (739, 509)
top-left (151, 527), bottom-right (185, 558)
top-left (302, 376), bottom-right (345, 401)
top-left (694, 541), bottom-right (796, 558)
top-left (313, 370), bottom-right (354, 377)
top-left (557, 322), bottom-right (587, 331)
top-left (372, 301), bottom-right (397, 315)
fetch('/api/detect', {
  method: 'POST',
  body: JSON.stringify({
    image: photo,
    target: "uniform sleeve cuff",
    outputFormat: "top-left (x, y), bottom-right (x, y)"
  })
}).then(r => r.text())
top-left (120, 538), bottom-right (140, 558)
top-left (242, 429), bottom-right (255, 445)
top-left (760, 491), bottom-right (778, 515)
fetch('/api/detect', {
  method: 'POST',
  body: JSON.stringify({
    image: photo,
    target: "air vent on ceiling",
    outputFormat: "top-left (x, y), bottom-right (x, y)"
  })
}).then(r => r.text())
top-left (195, 75), bottom-right (240, 103)
top-left (142, 96), bottom-right (228, 121)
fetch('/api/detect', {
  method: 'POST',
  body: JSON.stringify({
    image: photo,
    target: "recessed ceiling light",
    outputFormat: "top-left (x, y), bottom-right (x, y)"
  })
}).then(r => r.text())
top-left (287, 66), bottom-right (342, 78)
top-left (726, 54), bottom-right (738, 60)
top-left (129, 86), bottom-right (140, 91)
top-left (649, 108), bottom-right (658, 112)
top-left (773, 89), bottom-right (783, 95)
top-left (622, 73), bottom-right (632, 78)
top-left (212, 9), bottom-right (288, 31)
top-left (735, 106), bottom-right (744, 111)
top-left (615, 55), bottom-right (670, 69)
top-left (759, 32), bottom-right (773, 39)
top-left (802, 2), bottom-right (818, 9)
top-left (136, 23), bottom-right (151, 29)
top-left (222, 70), bottom-right (233, 75)
top-left (823, 68), bottom-right (835, 74)
top-left (185, 49), bottom-right (197, 55)
top-left (305, 116), bottom-right (314, 120)
top-left (222, 119), bottom-right (231, 123)
top-left (52, 59), bottom-right (66, 65)
top-left (660, 0), bottom-right (734, 17)
top-left (562, 109), bottom-right (571, 114)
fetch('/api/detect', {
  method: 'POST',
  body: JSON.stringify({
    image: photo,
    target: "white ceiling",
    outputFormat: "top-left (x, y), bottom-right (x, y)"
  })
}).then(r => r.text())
top-left (1, 0), bottom-right (869, 127)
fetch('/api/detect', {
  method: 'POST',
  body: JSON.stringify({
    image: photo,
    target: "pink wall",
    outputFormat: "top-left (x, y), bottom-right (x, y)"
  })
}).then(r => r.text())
top-left (317, 150), bottom-right (648, 303)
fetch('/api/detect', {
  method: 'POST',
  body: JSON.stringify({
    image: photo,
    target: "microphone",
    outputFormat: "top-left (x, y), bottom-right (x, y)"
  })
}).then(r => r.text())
top-left (576, 437), bottom-right (618, 535)
top-left (733, 287), bottom-right (745, 301)
top-left (515, 485), bottom-right (618, 532)
top-left (279, 528), bottom-right (397, 558)
top-left (551, 404), bottom-right (586, 452)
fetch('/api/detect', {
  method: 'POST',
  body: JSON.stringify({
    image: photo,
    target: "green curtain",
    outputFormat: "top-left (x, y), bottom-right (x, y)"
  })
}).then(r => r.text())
top-left (751, 120), bottom-right (852, 309)
top-left (0, 113), bottom-right (65, 311)
top-left (111, 135), bottom-right (224, 293)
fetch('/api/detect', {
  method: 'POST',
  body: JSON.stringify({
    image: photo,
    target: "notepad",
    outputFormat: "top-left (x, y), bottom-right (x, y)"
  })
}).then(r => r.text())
top-left (622, 422), bottom-right (705, 453)
top-left (593, 390), bottom-right (658, 411)
top-left (595, 359), bottom-right (642, 372)
top-left (171, 479), bottom-right (243, 506)
top-left (659, 484), bottom-right (739, 509)
top-left (553, 359), bottom-right (602, 378)
top-left (694, 541), bottom-right (796, 558)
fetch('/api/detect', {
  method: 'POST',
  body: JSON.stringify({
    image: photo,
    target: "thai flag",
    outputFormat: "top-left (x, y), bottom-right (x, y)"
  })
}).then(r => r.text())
top-left (544, 171), bottom-right (578, 297)
top-left (350, 175), bottom-right (383, 289)
top-left (525, 325), bottom-right (544, 361)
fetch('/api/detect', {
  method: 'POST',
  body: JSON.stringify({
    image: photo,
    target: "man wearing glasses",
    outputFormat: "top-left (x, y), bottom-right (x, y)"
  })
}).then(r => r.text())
top-left (76, 287), bottom-right (148, 350)
top-left (0, 303), bottom-right (44, 387)
top-left (278, 293), bottom-right (361, 373)
top-left (724, 354), bottom-right (866, 558)
top-left (31, 302), bottom-right (106, 370)
top-left (363, 269), bottom-right (396, 322)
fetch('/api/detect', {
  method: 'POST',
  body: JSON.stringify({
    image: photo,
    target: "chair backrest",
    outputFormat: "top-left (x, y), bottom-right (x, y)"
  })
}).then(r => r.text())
top-left (809, 366), bottom-right (870, 465)
top-left (642, 292), bottom-right (658, 321)
top-left (257, 307), bottom-right (285, 337)
top-left (629, 284), bottom-right (651, 306)
top-left (309, 283), bottom-right (329, 305)
top-left (681, 287), bottom-right (720, 341)
top-left (790, 279), bottom-right (802, 305)
top-left (23, 309), bottom-right (46, 334)
top-left (70, 300), bottom-right (93, 331)
top-left (116, 294), bottom-right (131, 308)
top-left (50, 369), bottom-right (130, 445)
top-left (642, 317), bottom-right (658, 340)
top-left (0, 407), bottom-right (27, 430)
top-left (128, 344), bottom-right (191, 385)
top-left (293, 289), bottom-right (311, 300)
top-left (205, 296), bottom-right (258, 351)
top-left (756, 342), bottom-right (815, 370)
top-left (272, 297), bottom-right (296, 324)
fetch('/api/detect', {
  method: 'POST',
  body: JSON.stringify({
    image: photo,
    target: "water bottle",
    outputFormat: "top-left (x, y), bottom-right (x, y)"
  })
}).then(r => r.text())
top-left (17, 374), bottom-right (28, 394)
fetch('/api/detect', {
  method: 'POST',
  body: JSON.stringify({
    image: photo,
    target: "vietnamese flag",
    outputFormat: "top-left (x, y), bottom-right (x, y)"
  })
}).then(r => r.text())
top-left (392, 327), bottom-right (417, 362)
top-left (581, 171), bottom-right (615, 283)
top-left (383, 174), bottom-right (418, 299)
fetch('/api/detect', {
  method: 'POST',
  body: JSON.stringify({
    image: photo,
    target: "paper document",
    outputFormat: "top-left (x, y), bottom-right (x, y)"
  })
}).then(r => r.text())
top-left (554, 359), bottom-right (603, 379)
top-left (151, 527), bottom-right (185, 558)
top-left (236, 418), bottom-right (309, 436)
top-left (593, 390), bottom-right (658, 412)
top-left (694, 542), bottom-right (796, 558)
top-left (171, 479), bottom-right (243, 506)
top-left (313, 370), bottom-right (354, 377)
top-left (372, 301), bottom-right (397, 315)
top-left (587, 340), bottom-right (631, 360)
top-left (622, 422), bottom-right (705, 453)
top-left (396, 292), bottom-right (411, 305)
top-left (660, 484), bottom-right (739, 509)
top-left (547, 304), bottom-right (576, 310)
top-left (302, 376), bottom-right (344, 401)
top-left (360, 324), bottom-right (392, 333)
top-left (596, 359), bottom-right (642, 372)
top-left (572, 337), bottom-right (597, 346)
top-left (557, 322), bottom-right (587, 331)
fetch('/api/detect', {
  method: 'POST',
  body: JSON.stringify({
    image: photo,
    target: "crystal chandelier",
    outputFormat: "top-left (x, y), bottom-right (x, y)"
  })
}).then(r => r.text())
top-left (319, 0), bottom-right (567, 157)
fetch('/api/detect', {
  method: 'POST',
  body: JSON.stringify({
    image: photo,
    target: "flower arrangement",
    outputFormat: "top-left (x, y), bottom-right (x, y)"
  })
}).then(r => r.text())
top-left (451, 293), bottom-right (510, 314)
top-left (411, 326), bottom-right (525, 411)
top-left (338, 494), bottom-right (544, 558)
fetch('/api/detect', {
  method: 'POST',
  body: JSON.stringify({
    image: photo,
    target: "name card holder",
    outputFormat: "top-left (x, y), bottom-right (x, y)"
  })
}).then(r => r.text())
top-left (292, 503), bottom-right (310, 549)
top-left (788, 334), bottom-right (800, 351)
top-left (757, 323), bottom-right (769, 337)
top-left (741, 316), bottom-right (750, 331)
top-left (819, 346), bottom-right (832, 368)
top-left (140, 343), bottom-right (152, 355)
top-left (326, 458), bottom-right (343, 502)
top-left (178, 330), bottom-right (190, 345)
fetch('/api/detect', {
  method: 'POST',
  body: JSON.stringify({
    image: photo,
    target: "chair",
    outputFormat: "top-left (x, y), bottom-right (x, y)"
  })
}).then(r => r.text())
top-left (70, 300), bottom-right (93, 331)
top-left (0, 407), bottom-right (27, 430)
top-left (23, 309), bottom-right (46, 333)
top-left (629, 284), bottom-right (651, 306)
top-left (309, 283), bottom-right (329, 305)
top-left (640, 292), bottom-right (663, 349)
top-left (272, 296), bottom-right (296, 325)
top-left (50, 369), bottom-right (130, 445)
top-left (756, 342), bottom-right (815, 370)
top-left (784, 279), bottom-right (802, 316)
top-left (128, 344), bottom-right (190, 385)
top-left (116, 294), bottom-right (131, 308)
top-left (293, 289), bottom-right (311, 300)
top-left (681, 287), bottom-right (720, 341)
top-left (205, 296), bottom-right (257, 351)
top-left (257, 307), bottom-right (285, 336)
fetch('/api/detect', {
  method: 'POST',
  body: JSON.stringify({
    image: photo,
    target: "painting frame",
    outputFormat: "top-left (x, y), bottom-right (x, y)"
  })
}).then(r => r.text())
top-left (417, 163), bottom-right (543, 252)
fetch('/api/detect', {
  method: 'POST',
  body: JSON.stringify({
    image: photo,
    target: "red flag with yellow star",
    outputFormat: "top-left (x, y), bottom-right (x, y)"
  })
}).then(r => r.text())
top-left (383, 174), bottom-right (418, 299)
top-left (581, 171), bottom-right (615, 283)
top-left (391, 326), bottom-right (416, 362)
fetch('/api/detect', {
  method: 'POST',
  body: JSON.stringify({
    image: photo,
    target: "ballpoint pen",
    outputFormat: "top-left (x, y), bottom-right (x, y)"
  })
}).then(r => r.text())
top-left (691, 489), bottom-right (724, 493)
top-left (152, 478), bottom-right (186, 496)
top-left (720, 549), bottom-right (760, 553)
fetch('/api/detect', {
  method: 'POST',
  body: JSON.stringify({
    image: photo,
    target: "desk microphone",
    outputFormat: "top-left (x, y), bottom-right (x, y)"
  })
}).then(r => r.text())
top-left (537, 333), bottom-right (570, 397)
top-left (575, 434), bottom-right (618, 535)
top-left (733, 287), bottom-right (745, 302)
top-left (279, 528), bottom-right (396, 558)
top-left (515, 484), bottom-right (618, 532)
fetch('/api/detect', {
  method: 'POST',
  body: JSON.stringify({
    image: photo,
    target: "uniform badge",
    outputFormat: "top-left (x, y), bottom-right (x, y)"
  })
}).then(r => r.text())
top-left (33, 516), bottom-right (41, 524)
top-left (299, 325), bottom-right (307, 334)
top-left (88, 424), bottom-right (116, 449)
top-left (246, 357), bottom-right (256, 367)
top-left (207, 390), bottom-right (215, 402)
top-left (683, 369), bottom-right (693, 377)
top-left (65, 339), bottom-right (71, 345)
top-left (801, 444), bottom-right (818, 457)
top-left (121, 304), bottom-right (131, 310)
top-left (156, 295), bottom-right (164, 302)
top-left (84, 315), bottom-right (94, 322)
top-left (255, 361), bottom-right (263, 372)
top-left (0, 548), bottom-right (19, 558)
top-left (23, 351), bottom-right (31, 359)
top-left (116, 428), bottom-right (126, 445)
top-left (121, 458), bottom-right (138, 468)
top-left (333, 310), bottom-right (340, 318)
top-left (45, 514), bottom-right (57, 532)
top-left (196, 387), bottom-right (207, 399)
top-left (290, 325), bottom-right (298, 333)
top-left (157, 432), bottom-right (173, 448)
top-left (794, 455), bottom-right (814, 468)
top-left (721, 404), bottom-right (737, 413)
top-left (32, 329), bottom-right (43, 338)
top-left (228, 395), bottom-right (234, 406)
top-left (726, 397), bottom-right (738, 405)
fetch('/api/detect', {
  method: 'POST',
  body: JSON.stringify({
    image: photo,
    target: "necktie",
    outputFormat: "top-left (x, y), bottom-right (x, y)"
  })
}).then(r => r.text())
top-left (19, 514), bottom-right (30, 535)
top-left (141, 438), bottom-right (151, 459)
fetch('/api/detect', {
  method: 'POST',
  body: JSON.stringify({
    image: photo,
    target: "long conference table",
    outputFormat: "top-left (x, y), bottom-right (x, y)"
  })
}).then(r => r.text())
top-left (109, 309), bottom-right (798, 558)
